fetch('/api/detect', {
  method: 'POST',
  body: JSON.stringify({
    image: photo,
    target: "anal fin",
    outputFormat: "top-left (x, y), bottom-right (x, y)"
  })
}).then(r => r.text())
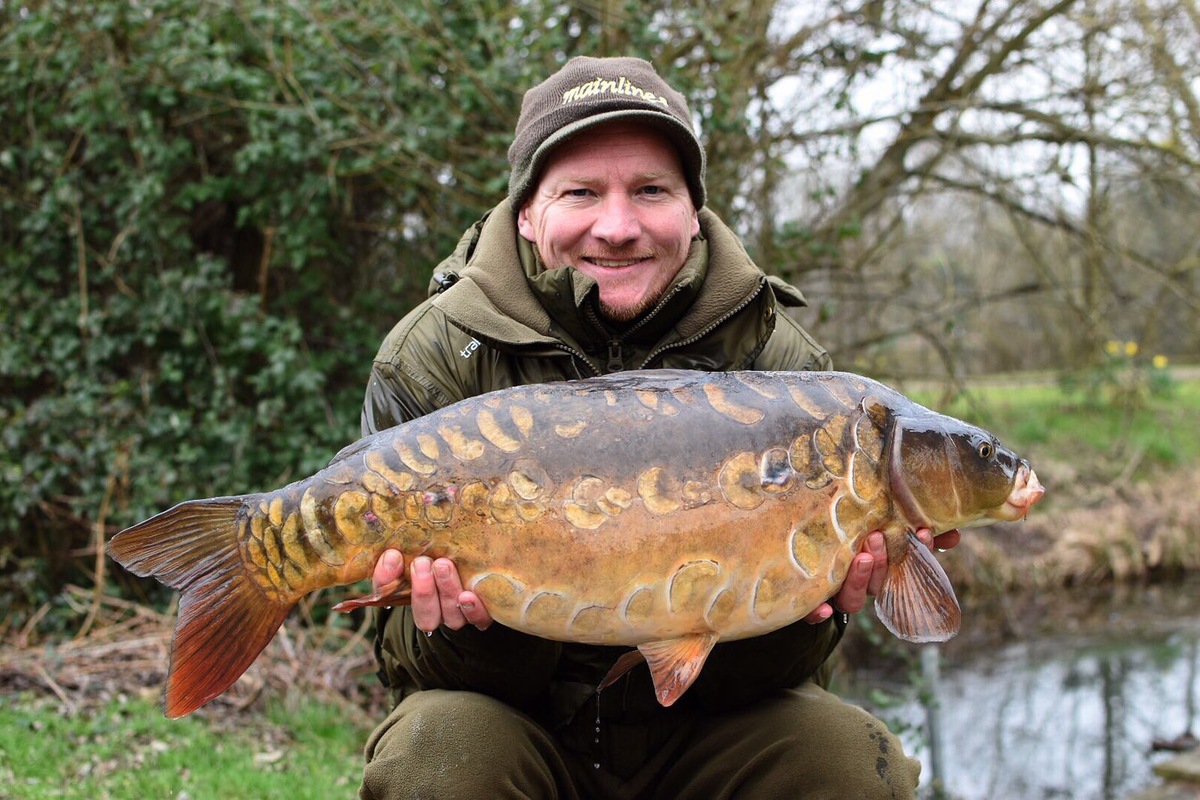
top-left (874, 530), bottom-right (961, 643)
top-left (637, 632), bottom-right (719, 707)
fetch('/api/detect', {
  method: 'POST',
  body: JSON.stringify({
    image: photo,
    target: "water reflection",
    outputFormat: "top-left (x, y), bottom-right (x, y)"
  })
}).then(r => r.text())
top-left (846, 583), bottom-right (1200, 799)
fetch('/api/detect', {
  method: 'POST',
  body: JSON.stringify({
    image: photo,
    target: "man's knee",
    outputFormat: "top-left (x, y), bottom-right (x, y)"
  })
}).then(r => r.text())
top-left (661, 683), bottom-right (921, 800)
top-left (771, 683), bottom-right (921, 799)
top-left (360, 690), bottom-right (574, 800)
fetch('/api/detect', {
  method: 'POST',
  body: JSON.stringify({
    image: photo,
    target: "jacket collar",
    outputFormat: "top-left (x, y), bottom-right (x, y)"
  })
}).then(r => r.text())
top-left (431, 199), bottom-right (771, 358)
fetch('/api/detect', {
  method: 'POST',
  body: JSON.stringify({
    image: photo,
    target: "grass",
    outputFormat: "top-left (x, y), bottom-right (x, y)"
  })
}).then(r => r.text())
top-left (0, 584), bottom-right (382, 800)
top-left (0, 691), bottom-right (373, 799)
top-left (907, 372), bottom-right (1200, 487)
top-left (4, 370), bottom-right (1198, 799)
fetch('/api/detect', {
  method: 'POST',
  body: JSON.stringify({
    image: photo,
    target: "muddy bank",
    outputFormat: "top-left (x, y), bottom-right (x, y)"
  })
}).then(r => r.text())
top-left (835, 466), bottom-right (1200, 666)
top-left (942, 466), bottom-right (1200, 598)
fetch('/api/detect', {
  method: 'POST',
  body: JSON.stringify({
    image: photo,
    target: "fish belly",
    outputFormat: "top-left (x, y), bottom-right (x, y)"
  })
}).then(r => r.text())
top-left (328, 371), bottom-right (898, 644)
top-left (451, 487), bottom-right (866, 645)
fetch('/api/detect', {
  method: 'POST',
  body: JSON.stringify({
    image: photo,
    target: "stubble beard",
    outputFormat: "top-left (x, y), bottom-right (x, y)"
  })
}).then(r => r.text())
top-left (535, 243), bottom-right (675, 324)
top-left (593, 257), bottom-right (678, 324)
top-left (598, 290), bottom-right (660, 323)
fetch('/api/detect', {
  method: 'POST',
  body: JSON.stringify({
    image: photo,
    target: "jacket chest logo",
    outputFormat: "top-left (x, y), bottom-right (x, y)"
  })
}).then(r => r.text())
top-left (460, 338), bottom-right (481, 359)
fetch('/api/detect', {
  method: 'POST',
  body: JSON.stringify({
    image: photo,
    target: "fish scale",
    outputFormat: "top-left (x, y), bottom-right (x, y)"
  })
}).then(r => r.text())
top-left (109, 369), bottom-right (1044, 717)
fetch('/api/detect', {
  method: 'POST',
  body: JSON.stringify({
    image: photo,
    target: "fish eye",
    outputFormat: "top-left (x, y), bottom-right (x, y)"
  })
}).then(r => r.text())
top-left (978, 440), bottom-right (994, 460)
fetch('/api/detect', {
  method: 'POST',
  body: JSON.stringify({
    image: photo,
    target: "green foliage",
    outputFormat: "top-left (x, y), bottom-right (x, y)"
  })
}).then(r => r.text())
top-left (915, 376), bottom-right (1200, 487)
top-left (1, 1), bottom-right (362, 609)
top-left (0, 0), bottom-right (779, 611)
top-left (1057, 341), bottom-right (1176, 411)
top-left (0, 693), bottom-right (371, 798)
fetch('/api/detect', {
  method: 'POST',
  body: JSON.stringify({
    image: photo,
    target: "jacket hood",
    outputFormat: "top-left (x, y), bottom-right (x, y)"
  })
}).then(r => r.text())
top-left (431, 199), bottom-right (787, 361)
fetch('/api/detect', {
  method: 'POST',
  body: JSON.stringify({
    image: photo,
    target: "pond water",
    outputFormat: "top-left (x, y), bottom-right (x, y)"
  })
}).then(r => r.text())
top-left (844, 578), bottom-right (1200, 799)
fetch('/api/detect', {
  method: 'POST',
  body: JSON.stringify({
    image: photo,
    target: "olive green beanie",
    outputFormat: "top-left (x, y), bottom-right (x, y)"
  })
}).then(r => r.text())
top-left (507, 56), bottom-right (706, 210)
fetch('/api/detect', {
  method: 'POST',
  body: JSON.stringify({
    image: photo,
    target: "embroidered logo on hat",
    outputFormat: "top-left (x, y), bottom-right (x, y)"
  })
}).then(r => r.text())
top-left (560, 76), bottom-right (671, 107)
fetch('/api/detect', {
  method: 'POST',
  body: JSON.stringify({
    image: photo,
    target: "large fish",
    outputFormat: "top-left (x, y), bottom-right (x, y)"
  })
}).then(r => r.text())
top-left (110, 370), bottom-right (1043, 718)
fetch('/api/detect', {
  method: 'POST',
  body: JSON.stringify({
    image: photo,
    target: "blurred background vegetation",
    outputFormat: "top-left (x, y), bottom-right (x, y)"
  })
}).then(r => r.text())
top-left (3, 0), bottom-right (1200, 624)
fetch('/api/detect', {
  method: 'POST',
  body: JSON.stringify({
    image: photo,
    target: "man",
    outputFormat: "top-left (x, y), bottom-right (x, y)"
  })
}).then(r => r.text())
top-left (358, 56), bottom-right (957, 799)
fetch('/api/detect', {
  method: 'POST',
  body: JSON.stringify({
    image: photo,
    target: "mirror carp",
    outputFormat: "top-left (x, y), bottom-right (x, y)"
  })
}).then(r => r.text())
top-left (110, 370), bottom-right (1044, 717)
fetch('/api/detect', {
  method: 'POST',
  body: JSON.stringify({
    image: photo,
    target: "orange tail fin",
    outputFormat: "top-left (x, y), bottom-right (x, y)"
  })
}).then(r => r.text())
top-left (109, 497), bottom-right (292, 718)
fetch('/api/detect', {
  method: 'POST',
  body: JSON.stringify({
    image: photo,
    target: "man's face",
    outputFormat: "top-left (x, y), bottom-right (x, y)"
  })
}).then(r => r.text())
top-left (517, 121), bottom-right (700, 323)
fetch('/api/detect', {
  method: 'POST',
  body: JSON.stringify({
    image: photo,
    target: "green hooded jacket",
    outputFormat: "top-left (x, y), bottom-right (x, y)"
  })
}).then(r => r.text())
top-left (361, 200), bottom-right (840, 742)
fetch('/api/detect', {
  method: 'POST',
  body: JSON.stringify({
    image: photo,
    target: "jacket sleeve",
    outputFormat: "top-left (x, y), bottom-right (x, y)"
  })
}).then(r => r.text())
top-left (363, 321), bottom-right (562, 710)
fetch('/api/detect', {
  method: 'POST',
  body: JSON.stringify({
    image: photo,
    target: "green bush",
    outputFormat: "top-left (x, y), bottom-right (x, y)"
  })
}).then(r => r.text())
top-left (1, 1), bottom-right (758, 617)
top-left (1057, 340), bottom-right (1176, 410)
top-left (0, 0), bottom-right (536, 612)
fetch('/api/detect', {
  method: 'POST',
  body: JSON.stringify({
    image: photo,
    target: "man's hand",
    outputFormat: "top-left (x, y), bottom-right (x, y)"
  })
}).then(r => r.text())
top-left (372, 549), bottom-right (493, 632)
top-left (803, 528), bottom-right (961, 624)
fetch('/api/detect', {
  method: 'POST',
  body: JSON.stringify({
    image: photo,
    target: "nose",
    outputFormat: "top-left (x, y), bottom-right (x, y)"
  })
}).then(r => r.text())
top-left (591, 195), bottom-right (640, 246)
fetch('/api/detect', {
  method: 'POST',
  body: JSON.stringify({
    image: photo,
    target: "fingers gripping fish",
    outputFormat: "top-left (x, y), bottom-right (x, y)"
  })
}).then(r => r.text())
top-left (109, 370), bottom-right (1044, 718)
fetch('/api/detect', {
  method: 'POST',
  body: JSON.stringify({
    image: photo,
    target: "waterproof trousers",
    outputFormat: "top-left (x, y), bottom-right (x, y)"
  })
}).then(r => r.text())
top-left (358, 682), bottom-right (921, 800)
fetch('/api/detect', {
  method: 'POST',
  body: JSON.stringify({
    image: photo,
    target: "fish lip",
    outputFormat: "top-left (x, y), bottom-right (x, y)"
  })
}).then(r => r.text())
top-left (999, 463), bottom-right (1045, 520)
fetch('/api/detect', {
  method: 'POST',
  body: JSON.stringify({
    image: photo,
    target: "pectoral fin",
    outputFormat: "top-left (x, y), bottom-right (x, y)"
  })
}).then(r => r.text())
top-left (874, 530), bottom-right (961, 643)
top-left (635, 633), bottom-right (720, 707)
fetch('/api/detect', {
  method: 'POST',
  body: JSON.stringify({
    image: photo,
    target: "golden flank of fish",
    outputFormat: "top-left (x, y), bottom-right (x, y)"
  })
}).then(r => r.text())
top-left (109, 370), bottom-right (1044, 718)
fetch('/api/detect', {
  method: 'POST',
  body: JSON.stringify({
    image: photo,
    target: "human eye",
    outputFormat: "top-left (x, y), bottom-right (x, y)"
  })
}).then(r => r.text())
top-left (556, 181), bottom-right (593, 197)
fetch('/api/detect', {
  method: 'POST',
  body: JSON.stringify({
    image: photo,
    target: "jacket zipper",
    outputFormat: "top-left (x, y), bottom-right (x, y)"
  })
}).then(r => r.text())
top-left (639, 277), bottom-right (768, 368)
top-left (584, 283), bottom-right (682, 374)
top-left (551, 340), bottom-right (603, 377)
top-left (607, 341), bottom-right (623, 372)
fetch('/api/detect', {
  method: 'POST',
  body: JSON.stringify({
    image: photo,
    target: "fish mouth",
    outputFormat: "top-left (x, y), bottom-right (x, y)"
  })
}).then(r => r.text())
top-left (997, 463), bottom-right (1045, 521)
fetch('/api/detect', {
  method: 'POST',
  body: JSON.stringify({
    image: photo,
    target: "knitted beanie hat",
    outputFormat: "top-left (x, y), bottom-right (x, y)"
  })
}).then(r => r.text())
top-left (507, 56), bottom-right (706, 210)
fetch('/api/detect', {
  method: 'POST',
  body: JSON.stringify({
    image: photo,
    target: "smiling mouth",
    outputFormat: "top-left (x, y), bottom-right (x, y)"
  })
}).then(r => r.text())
top-left (583, 255), bottom-right (653, 268)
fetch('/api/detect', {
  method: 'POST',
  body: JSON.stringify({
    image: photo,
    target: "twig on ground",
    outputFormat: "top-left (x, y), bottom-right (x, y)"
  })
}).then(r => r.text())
top-left (34, 663), bottom-right (78, 715)
top-left (2, 588), bottom-right (387, 718)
